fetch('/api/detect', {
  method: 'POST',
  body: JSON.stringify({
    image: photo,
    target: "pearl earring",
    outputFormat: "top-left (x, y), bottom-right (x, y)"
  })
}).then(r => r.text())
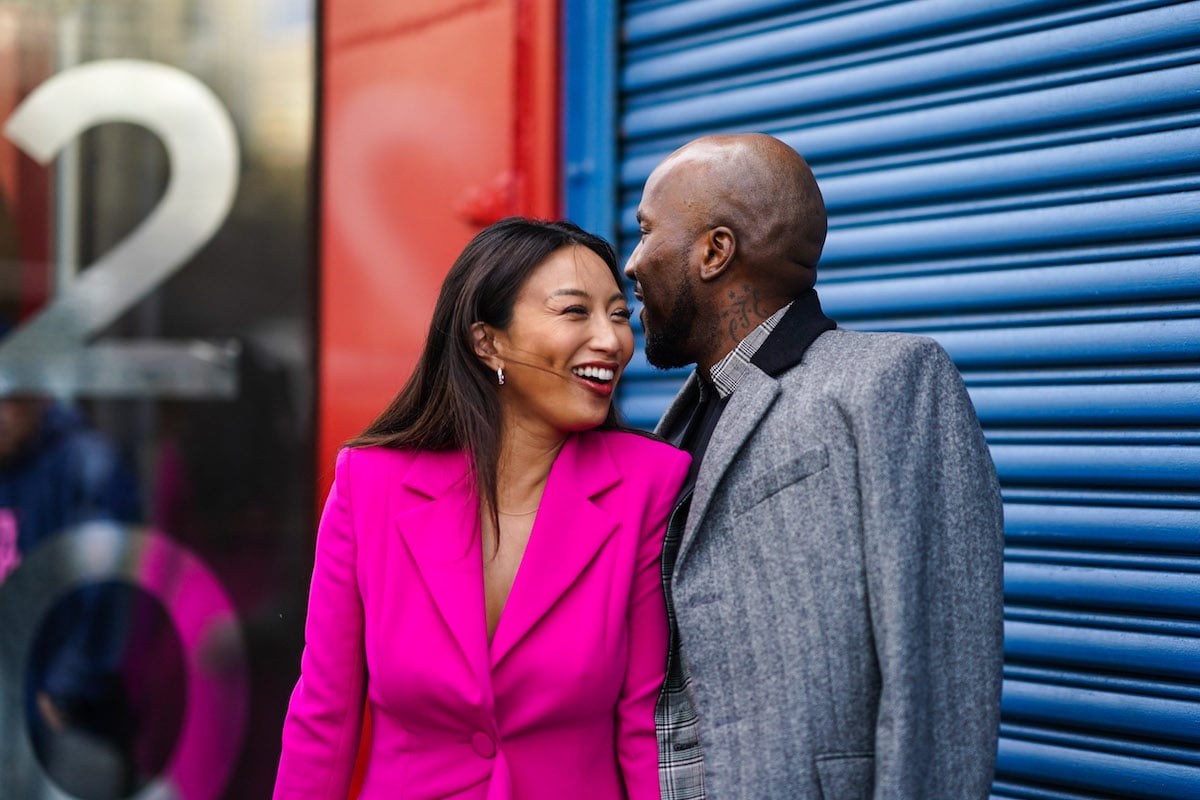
top-left (497, 366), bottom-right (505, 385)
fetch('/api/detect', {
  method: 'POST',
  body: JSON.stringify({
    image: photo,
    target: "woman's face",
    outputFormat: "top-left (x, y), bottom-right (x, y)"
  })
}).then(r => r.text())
top-left (490, 245), bottom-right (634, 439)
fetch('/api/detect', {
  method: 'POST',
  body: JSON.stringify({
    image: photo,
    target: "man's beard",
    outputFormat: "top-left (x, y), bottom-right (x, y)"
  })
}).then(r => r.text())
top-left (642, 277), bottom-right (699, 370)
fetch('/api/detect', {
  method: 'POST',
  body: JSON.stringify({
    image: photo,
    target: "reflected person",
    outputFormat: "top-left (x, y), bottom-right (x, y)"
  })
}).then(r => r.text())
top-left (0, 396), bottom-right (144, 799)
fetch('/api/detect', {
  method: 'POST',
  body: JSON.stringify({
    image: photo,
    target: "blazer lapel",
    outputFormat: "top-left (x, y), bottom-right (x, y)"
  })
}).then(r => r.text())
top-left (676, 367), bottom-right (780, 577)
top-left (655, 371), bottom-right (701, 445)
top-left (490, 433), bottom-right (621, 668)
top-left (393, 450), bottom-right (491, 687)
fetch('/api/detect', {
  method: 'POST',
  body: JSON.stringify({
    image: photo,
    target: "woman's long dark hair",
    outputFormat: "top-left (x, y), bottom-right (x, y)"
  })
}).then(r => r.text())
top-left (348, 217), bottom-right (627, 535)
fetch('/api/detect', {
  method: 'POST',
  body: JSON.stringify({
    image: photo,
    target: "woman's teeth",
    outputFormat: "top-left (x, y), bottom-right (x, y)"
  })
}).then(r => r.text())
top-left (573, 366), bottom-right (615, 382)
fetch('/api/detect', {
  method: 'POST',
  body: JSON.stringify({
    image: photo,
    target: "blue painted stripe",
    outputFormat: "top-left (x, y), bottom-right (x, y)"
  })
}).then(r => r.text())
top-left (996, 737), bottom-right (1200, 798)
top-left (968, 383), bottom-right (1200, 425)
top-left (1004, 563), bottom-right (1200, 615)
top-left (1001, 722), bottom-right (1200, 772)
top-left (624, 0), bottom-right (1089, 89)
top-left (989, 444), bottom-right (1200, 489)
top-left (1004, 620), bottom-right (1200, 680)
top-left (1002, 680), bottom-right (1200, 746)
top-left (1003, 503), bottom-right (1200, 551)
top-left (821, 191), bottom-right (1200, 266)
top-left (928, 318), bottom-right (1200, 368)
top-left (624, 0), bottom-right (825, 45)
top-left (623, 5), bottom-right (1200, 138)
top-left (621, 63), bottom-right (1200, 182)
top-left (1004, 665), bottom-right (1200, 703)
top-left (991, 782), bottom-right (1109, 800)
top-left (820, 255), bottom-right (1200, 318)
top-left (818, 127), bottom-right (1200, 212)
top-left (1006, 606), bottom-right (1200, 638)
top-left (1002, 487), bottom-right (1200, 511)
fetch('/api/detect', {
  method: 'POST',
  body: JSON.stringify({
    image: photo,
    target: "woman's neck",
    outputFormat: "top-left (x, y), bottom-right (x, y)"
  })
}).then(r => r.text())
top-left (495, 425), bottom-right (565, 512)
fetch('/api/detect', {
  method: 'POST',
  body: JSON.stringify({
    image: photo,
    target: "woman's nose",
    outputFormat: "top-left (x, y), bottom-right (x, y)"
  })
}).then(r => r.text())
top-left (591, 317), bottom-right (621, 354)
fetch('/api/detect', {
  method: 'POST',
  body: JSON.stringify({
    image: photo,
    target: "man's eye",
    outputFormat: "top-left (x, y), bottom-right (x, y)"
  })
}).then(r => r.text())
top-left (564, 305), bottom-right (588, 315)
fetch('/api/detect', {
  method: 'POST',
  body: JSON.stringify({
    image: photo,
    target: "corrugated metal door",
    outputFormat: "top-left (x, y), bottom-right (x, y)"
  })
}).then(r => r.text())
top-left (565, 1), bottom-right (1200, 797)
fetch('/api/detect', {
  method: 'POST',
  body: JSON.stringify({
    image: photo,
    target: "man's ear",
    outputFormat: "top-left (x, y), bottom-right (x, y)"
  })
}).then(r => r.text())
top-left (471, 322), bottom-right (500, 367)
top-left (698, 226), bottom-right (735, 282)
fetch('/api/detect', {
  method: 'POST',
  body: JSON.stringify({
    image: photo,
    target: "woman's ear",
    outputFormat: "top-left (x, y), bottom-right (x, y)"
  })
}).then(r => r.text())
top-left (471, 321), bottom-right (499, 366)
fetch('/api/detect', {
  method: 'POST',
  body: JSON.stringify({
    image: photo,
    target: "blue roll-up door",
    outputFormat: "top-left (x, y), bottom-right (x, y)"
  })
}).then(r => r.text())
top-left (564, 1), bottom-right (1200, 797)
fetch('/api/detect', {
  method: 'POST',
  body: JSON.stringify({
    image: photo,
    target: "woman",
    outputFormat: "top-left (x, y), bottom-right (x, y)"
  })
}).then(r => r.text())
top-left (274, 218), bottom-right (690, 799)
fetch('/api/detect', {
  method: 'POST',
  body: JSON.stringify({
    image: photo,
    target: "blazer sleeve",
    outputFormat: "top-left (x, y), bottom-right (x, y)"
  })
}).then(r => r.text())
top-left (274, 448), bottom-right (367, 799)
top-left (616, 445), bottom-right (691, 800)
top-left (853, 339), bottom-right (1004, 799)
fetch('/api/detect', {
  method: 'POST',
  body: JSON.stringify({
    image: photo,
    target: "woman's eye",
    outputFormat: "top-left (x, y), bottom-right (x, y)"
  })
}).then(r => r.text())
top-left (612, 308), bottom-right (632, 320)
top-left (563, 305), bottom-right (588, 316)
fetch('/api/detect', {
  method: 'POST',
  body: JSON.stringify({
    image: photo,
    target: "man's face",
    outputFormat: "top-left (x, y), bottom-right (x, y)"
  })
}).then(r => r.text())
top-left (0, 397), bottom-right (46, 463)
top-left (624, 165), bottom-right (703, 370)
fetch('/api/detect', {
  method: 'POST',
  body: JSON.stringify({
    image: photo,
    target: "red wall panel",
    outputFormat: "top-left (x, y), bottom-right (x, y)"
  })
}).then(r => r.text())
top-left (319, 0), bottom-right (559, 489)
top-left (318, 4), bottom-right (559, 793)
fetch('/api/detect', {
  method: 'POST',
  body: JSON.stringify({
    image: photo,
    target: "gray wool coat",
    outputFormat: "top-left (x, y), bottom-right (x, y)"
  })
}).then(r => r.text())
top-left (657, 328), bottom-right (1004, 799)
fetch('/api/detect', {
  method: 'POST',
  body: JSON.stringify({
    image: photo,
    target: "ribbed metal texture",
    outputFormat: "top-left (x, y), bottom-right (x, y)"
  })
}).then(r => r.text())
top-left (605, 1), bottom-right (1200, 796)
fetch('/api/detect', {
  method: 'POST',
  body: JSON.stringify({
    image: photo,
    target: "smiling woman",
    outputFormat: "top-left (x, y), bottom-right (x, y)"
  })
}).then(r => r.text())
top-left (273, 217), bottom-right (691, 800)
top-left (476, 242), bottom-right (634, 438)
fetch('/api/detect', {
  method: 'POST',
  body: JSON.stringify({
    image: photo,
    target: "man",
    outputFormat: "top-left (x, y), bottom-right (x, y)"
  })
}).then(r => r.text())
top-left (625, 133), bottom-right (1004, 799)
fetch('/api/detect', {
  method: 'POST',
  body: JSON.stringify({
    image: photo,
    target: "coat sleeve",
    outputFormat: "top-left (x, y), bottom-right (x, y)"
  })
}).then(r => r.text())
top-left (617, 445), bottom-right (691, 800)
top-left (274, 448), bottom-right (367, 799)
top-left (852, 339), bottom-right (1004, 799)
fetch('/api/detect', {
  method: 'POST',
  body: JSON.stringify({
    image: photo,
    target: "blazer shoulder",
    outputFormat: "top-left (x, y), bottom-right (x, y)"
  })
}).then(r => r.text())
top-left (593, 428), bottom-right (689, 463)
top-left (588, 429), bottom-right (690, 486)
top-left (335, 445), bottom-right (421, 488)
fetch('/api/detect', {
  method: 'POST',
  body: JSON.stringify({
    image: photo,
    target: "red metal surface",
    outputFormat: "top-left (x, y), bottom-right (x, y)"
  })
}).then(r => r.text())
top-left (318, 2), bottom-right (559, 795)
top-left (0, 10), bottom-right (53, 323)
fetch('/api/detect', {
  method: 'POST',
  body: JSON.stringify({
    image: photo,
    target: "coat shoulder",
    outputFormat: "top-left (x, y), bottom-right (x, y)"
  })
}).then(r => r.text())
top-left (793, 329), bottom-right (961, 396)
top-left (804, 329), bottom-right (949, 371)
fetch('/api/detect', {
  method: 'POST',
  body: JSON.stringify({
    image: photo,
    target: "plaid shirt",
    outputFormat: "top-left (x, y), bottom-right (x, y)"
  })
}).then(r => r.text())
top-left (656, 303), bottom-right (791, 799)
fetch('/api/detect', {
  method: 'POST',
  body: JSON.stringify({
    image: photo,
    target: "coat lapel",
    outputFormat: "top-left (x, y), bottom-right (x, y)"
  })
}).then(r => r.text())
top-left (393, 450), bottom-right (491, 687)
top-left (655, 371), bottom-right (701, 445)
top-left (676, 367), bottom-right (780, 577)
top-left (489, 432), bottom-right (621, 668)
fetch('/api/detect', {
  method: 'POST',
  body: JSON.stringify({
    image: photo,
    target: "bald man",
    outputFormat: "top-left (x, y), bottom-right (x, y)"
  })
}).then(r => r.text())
top-left (626, 133), bottom-right (1004, 799)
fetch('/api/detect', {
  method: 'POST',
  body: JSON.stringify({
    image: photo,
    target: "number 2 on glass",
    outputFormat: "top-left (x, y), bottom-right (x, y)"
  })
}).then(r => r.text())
top-left (0, 60), bottom-right (238, 380)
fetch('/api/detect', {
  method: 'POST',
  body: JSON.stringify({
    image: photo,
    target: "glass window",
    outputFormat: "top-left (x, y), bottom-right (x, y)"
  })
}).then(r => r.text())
top-left (0, 2), bottom-right (316, 797)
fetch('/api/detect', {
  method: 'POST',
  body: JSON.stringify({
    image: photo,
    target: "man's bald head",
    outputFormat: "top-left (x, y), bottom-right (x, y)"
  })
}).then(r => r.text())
top-left (627, 133), bottom-right (828, 371)
top-left (650, 133), bottom-right (826, 296)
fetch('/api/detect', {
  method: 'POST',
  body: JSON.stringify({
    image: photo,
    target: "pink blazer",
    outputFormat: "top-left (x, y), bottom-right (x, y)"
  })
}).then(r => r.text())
top-left (274, 429), bottom-right (690, 800)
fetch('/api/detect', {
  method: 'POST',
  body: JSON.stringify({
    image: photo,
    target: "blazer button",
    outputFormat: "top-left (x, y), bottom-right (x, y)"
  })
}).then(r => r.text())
top-left (471, 731), bottom-right (497, 759)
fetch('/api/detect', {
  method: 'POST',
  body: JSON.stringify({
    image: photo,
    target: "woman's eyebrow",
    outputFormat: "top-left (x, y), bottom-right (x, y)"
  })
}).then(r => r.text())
top-left (547, 289), bottom-right (627, 303)
top-left (548, 288), bottom-right (589, 300)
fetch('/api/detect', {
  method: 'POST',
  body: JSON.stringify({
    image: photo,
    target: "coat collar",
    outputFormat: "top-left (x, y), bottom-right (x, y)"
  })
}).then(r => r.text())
top-left (392, 432), bottom-right (623, 683)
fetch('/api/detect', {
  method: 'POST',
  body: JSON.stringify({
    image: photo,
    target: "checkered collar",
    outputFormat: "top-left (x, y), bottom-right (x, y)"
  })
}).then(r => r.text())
top-left (707, 301), bottom-right (793, 399)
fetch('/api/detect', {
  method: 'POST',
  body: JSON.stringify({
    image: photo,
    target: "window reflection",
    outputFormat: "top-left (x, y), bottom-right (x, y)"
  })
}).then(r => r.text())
top-left (0, 2), bottom-right (315, 797)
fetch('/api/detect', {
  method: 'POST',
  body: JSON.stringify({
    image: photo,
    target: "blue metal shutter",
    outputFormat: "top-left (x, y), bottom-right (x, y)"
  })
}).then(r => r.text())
top-left (565, 1), bottom-right (1200, 797)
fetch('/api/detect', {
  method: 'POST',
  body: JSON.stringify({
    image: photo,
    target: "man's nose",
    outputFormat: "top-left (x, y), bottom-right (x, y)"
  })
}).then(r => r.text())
top-left (623, 251), bottom-right (638, 281)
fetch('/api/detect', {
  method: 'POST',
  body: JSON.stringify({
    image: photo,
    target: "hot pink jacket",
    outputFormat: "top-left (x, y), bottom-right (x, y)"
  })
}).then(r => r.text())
top-left (274, 430), bottom-right (690, 799)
